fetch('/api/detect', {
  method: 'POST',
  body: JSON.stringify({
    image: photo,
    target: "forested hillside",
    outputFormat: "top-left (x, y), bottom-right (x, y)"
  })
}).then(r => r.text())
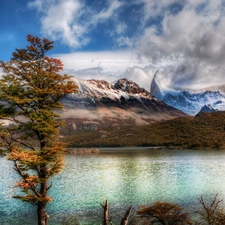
top-left (63, 111), bottom-right (225, 149)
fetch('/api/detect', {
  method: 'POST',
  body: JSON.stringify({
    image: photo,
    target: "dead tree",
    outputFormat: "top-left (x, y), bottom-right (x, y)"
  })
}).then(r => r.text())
top-left (120, 206), bottom-right (132, 225)
top-left (101, 200), bottom-right (109, 225)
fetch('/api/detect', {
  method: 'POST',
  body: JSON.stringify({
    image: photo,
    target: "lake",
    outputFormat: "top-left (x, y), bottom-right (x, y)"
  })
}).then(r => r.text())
top-left (1, 148), bottom-right (225, 224)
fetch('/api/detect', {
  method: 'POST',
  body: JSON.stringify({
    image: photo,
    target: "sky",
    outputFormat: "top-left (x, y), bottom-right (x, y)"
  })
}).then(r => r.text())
top-left (1, 0), bottom-right (225, 91)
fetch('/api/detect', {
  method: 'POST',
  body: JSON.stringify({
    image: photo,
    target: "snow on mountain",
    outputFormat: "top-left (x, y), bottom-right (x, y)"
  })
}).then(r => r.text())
top-left (150, 72), bottom-right (225, 115)
top-left (195, 104), bottom-right (217, 116)
top-left (59, 78), bottom-right (186, 135)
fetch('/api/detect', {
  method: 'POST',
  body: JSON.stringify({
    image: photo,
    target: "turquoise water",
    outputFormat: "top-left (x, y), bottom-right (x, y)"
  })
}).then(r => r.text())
top-left (1, 149), bottom-right (225, 224)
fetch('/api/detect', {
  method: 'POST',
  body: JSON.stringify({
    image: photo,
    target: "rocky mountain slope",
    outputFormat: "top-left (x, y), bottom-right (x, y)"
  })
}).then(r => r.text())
top-left (150, 73), bottom-right (225, 115)
top-left (59, 78), bottom-right (186, 135)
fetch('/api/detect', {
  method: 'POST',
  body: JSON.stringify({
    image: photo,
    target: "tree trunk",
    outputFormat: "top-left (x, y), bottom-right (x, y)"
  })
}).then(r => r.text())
top-left (101, 200), bottom-right (109, 225)
top-left (37, 202), bottom-right (49, 225)
top-left (38, 168), bottom-right (49, 225)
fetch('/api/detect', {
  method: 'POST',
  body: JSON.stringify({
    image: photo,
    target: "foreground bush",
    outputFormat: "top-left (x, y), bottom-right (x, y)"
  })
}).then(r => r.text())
top-left (130, 202), bottom-right (190, 225)
top-left (62, 194), bottom-right (225, 225)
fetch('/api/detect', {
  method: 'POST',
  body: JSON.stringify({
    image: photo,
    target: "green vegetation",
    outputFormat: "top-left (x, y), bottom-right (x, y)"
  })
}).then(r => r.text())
top-left (0, 35), bottom-right (77, 225)
top-left (63, 111), bottom-right (225, 149)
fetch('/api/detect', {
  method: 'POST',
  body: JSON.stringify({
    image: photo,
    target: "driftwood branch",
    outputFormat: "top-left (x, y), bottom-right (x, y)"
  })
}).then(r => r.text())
top-left (100, 200), bottom-right (132, 225)
top-left (120, 206), bottom-right (132, 225)
top-left (101, 200), bottom-right (109, 225)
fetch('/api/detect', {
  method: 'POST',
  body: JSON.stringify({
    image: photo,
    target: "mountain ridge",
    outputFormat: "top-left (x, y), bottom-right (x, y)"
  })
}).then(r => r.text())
top-left (150, 73), bottom-right (225, 115)
top-left (59, 78), bottom-right (186, 135)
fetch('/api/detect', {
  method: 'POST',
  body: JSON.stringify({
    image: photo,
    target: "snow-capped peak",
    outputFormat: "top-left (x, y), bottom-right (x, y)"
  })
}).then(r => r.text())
top-left (150, 74), bottom-right (225, 115)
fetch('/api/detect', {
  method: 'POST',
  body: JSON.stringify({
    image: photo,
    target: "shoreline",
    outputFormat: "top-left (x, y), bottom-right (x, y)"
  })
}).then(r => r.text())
top-left (65, 146), bottom-right (162, 154)
top-left (65, 146), bottom-right (225, 154)
top-left (66, 148), bottom-right (99, 154)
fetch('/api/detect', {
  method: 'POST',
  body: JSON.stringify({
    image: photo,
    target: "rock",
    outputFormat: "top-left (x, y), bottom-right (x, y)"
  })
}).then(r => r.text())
top-left (150, 71), bottom-right (164, 100)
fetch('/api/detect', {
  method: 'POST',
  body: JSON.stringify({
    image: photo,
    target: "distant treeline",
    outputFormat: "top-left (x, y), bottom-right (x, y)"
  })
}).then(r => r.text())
top-left (63, 111), bottom-right (225, 149)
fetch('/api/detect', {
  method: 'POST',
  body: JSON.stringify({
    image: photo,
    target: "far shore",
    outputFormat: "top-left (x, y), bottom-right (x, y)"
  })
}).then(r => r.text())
top-left (65, 146), bottom-right (162, 154)
top-left (66, 148), bottom-right (99, 154)
top-left (65, 146), bottom-right (225, 154)
top-left (98, 146), bottom-right (162, 151)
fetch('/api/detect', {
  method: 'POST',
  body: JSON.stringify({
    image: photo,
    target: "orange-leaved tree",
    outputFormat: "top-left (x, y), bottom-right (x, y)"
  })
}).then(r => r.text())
top-left (130, 201), bottom-right (190, 225)
top-left (0, 34), bottom-right (78, 225)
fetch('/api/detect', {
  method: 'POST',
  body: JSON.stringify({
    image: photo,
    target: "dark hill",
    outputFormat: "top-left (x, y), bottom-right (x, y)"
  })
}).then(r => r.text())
top-left (63, 111), bottom-right (225, 149)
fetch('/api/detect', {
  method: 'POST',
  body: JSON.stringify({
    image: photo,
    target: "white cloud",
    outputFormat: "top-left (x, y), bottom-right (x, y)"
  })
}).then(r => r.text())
top-left (54, 50), bottom-right (138, 73)
top-left (122, 67), bottom-right (153, 90)
top-left (116, 37), bottom-right (135, 48)
top-left (136, 0), bottom-right (225, 88)
top-left (53, 50), bottom-right (153, 90)
top-left (56, 50), bottom-right (148, 73)
top-left (28, 0), bottom-right (124, 48)
top-left (29, 0), bottom-right (225, 89)
top-left (115, 22), bottom-right (127, 35)
top-left (28, 0), bottom-right (44, 12)
top-left (133, 0), bottom-right (182, 26)
top-left (92, 0), bottom-right (123, 22)
top-left (29, 0), bottom-right (87, 48)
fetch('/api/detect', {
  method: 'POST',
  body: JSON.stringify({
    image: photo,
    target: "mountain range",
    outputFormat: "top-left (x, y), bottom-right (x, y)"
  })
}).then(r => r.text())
top-left (59, 78), bottom-right (186, 135)
top-left (150, 72), bottom-right (225, 115)
top-left (57, 76), bottom-right (225, 148)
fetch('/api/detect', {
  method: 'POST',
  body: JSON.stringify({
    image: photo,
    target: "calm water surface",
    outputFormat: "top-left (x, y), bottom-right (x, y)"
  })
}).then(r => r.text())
top-left (1, 148), bottom-right (225, 224)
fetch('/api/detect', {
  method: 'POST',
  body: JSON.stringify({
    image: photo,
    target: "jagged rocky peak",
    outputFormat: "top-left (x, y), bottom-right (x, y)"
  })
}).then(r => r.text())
top-left (150, 71), bottom-right (164, 100)
top-left (149, 71), bottom-right (225, 115)
top-left (86, 79), bottom-right (114, 90)
top-left (114, 78), bottom-right (150, 96)
top-left (83, 78), bottom-right (150, 96)
top-left (59, 77), bottom-right (187, 134)
top-left (66, 77), bottom-right (154, 102)
top-left (195, 104), bottom-right (217, 116)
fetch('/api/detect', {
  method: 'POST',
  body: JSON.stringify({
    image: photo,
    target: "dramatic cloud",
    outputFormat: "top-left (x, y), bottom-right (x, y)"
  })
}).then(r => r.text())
top-left (134, 0), bottom-right (182, 26)
top-left (137, 0), bottom-right (225, 88)
top-left (28, 0), bottom-right (225, 89)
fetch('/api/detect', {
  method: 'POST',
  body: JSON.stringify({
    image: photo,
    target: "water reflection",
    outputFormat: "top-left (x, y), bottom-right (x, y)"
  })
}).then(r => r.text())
top-left (1, 149), bottom-right (225, 224)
